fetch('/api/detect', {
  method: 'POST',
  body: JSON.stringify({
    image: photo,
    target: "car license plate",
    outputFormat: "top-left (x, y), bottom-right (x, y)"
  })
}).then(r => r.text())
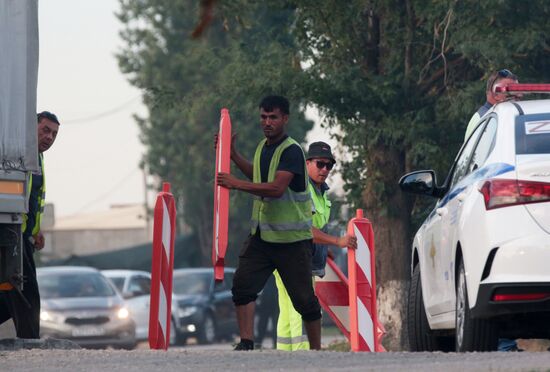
top-left (72, 327), bottom-right (106, 337)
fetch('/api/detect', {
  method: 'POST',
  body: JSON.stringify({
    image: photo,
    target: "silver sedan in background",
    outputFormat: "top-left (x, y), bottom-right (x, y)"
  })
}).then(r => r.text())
top-left (37, 266), bottom-right (136, 349)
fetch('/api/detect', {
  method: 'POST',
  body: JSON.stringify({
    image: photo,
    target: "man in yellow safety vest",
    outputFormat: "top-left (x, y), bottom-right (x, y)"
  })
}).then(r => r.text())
top-left (0, 111), bottom-right (60, 338)
top-left (275, 141), bottom-right (357, 350)
top-left (217, 96), bottom-right (322, 351)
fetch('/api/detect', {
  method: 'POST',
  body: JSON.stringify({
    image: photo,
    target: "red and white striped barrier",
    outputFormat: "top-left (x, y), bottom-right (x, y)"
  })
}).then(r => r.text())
top-left (347, 209), bottom-right (385, 352)
top-left (149, 182), bottom-right (177, 350)
top-left (314, 209), bottom-right (385, 351)
top-left (212, 108), bottom-right (231, 282)
top-left (314, 257), bottom-right (351, 340)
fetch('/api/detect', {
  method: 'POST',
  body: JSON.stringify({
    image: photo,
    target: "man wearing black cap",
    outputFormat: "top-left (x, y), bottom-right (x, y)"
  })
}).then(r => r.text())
top-left (306, 142), bottom-right (357, 274)
top-left (275, 141), bottom-right (357, 350)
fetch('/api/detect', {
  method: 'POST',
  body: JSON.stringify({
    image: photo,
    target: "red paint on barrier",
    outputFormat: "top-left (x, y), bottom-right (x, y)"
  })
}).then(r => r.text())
top-left (212, 109), bottom-right (232, 282)
top-left (149, 182), bottom-right (176, 350)
top-left (347, 209), bottom-right (385, 352)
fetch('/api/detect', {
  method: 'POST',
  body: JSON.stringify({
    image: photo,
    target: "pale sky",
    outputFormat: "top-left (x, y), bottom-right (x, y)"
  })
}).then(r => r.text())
top-left (38, 1), bottom-right (340, 219)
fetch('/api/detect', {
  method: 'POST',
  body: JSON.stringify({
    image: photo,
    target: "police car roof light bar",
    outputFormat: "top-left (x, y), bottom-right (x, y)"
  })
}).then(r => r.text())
top-left (495, 83), bottom-right (550, 94)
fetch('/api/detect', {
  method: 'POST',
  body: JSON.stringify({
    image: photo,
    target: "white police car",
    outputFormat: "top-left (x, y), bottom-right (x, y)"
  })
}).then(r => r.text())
top-left (399, 84), bottom-right (550, 352)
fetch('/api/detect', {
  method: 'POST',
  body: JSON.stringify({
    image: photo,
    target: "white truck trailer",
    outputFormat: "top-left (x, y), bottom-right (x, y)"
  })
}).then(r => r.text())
top-left (0, 0), bottom-right (39, 292)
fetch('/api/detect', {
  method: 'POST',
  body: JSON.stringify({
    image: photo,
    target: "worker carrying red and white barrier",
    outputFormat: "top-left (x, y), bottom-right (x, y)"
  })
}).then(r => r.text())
top-left (347, 209), bottom-right (385, 352)
top-left (149, 182), bottom-right (177, 350)
top-left (212, 108), bottom-right (232, 282)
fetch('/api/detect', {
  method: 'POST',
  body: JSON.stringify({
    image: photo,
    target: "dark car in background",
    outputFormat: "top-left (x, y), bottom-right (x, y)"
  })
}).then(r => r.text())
top-left (37, 266), bottom-right (136, 349)
top-left (171, 267), bottom-right (237, 345)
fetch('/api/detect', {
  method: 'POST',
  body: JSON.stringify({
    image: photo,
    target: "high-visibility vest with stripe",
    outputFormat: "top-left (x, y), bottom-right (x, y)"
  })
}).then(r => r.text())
top-left (309, 182), bottom-right (331, 230)
top-left (309, 181), bottom-right (332, 276)
top-left (22, 153), bottom-right (45, 236)
top-left (250, 137), bottom-right (312, 243)
top-left (276, 182), bottom-right (333, 351)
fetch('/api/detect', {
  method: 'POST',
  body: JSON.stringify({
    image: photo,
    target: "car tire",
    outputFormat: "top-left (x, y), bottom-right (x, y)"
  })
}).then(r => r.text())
top-left (197, 313), bottom-right (216, 345)
top-left (455, 260), bottom-right (498, 352)
top-left (408, 264), bottom-right (441, 351)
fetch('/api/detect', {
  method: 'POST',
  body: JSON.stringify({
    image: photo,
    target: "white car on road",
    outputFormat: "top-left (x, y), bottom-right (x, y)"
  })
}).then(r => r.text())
top-left (102, 270), bottom-right (153, 342)
top-left (400, 87), bottom-right (550, 352)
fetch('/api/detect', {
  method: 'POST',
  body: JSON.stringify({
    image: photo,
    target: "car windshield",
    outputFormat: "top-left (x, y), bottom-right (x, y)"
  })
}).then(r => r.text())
top-left (108, 277), bottom-right (125, 292)
top-left (38, 272), bottom-right (116, 299)
top-left (173, 272), bottom-right (211, 295)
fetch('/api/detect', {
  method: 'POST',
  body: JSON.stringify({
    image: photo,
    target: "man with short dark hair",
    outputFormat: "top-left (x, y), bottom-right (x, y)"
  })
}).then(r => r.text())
top-left (217, 95), bottom-right (322, 351)
top-left (0, 111), bottom-right (60, 338)
top-left (465, 69), bottom-right (519, 140)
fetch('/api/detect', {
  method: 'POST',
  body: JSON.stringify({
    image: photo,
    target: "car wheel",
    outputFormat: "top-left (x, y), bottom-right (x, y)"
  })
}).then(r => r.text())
top-left (197, 313), bottom-right (216, 344)
top-left (408, 264), bottom-right (440, 351)
top-left (455, 260), bottom-right (498, 352)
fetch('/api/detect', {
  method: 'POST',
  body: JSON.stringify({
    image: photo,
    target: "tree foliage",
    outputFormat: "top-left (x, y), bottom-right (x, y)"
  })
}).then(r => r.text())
top-left (117, 0), bottom-right (313, 264)
top-left (288, 0), bottom-right (550, 349)
top-left (290, 0), bottom-right (550, 215)
top-left (118, 0), bottom-right (550, 349)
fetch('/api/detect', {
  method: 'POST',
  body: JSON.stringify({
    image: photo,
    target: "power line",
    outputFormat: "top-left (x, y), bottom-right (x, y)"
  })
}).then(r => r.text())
top-left (62, 95), bottom-right (141, 125)
top-left (74, 167), bottom-right (140, 214)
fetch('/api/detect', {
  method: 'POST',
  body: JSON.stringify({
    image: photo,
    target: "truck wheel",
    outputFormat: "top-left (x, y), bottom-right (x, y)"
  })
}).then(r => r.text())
top-left (408, 264), bottom-right (439, 351)
top-left (455, 260), bottom-right (497, 351)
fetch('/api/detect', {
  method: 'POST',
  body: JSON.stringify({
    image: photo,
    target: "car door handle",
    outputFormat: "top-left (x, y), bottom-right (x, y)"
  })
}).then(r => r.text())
top-left (436, 207), bottom-right (448, 216)
top-left (457, 192), bottom-right (467, 203)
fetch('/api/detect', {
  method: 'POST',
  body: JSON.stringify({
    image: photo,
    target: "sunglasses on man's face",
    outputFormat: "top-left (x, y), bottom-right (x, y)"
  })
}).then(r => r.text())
top-left (314, 160), bottom-right (334, 171)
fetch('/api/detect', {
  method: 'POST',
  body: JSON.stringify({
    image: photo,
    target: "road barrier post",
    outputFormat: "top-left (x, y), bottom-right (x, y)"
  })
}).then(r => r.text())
top-left (347, 209), bottom-right (385, 351)
top-left (212, 108), bottom-right (231, 282)
top-left (149, 182), bottom-right (176, 350)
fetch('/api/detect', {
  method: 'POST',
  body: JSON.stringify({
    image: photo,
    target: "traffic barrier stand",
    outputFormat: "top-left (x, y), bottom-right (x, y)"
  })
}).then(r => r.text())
top-left (212, 108), bottom-right (231, 282)
top-left (315, 256), bottom-right (351, 341)
top-left (347, 209), bottom-right (385, 352)
top-left (314, 208), bottom-right (385, 352)
top-left (149, 182), bottom-right (177, 350)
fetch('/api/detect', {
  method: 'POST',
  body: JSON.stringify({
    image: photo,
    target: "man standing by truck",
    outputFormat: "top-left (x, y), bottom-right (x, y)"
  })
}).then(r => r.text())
top-left (0, 111), bottom-right (60, 338)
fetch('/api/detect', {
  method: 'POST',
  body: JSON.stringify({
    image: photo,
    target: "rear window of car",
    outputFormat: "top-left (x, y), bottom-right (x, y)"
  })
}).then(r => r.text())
top-left (173, 272), bottom-right (211, 295)
top-left (516, 114), bottom-right (550, 154)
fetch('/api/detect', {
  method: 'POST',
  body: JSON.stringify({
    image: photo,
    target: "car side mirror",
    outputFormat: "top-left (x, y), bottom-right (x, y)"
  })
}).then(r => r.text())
top-left (399, 170), bottom-right (441, 198)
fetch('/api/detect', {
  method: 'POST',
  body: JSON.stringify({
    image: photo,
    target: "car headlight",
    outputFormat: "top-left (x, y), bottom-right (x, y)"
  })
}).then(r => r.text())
top-left (117, 307), bottom-right (130, 320)
top-left (175, 306), bottom-right (198, 318)
top-left (40, 310), bottom-right (62, 323)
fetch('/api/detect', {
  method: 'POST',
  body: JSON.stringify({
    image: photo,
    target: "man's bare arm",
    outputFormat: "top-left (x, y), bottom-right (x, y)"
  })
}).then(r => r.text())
top-left (231, 149), bottom-right (253, 180)
top-left (312, 228), bottom-right (357, 249)
top-left (217, 170), bottom-right (294, 198)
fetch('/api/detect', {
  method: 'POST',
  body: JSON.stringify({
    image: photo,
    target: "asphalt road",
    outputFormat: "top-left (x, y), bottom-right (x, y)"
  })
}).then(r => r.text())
top-left (3, 347), bottom-right (550, 371)
top-left (3, 324), bottom-right (550, 371)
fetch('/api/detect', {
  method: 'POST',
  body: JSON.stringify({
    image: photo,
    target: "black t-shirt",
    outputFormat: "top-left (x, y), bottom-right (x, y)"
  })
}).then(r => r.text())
top-left (259, 135), bottom-right (306, 192)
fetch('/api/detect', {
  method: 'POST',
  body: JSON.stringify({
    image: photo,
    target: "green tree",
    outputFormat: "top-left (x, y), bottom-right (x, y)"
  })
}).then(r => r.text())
top-left (116, 0), bottom-right (313, 265)
top-left (289, 0), bottom-right (550, 349)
